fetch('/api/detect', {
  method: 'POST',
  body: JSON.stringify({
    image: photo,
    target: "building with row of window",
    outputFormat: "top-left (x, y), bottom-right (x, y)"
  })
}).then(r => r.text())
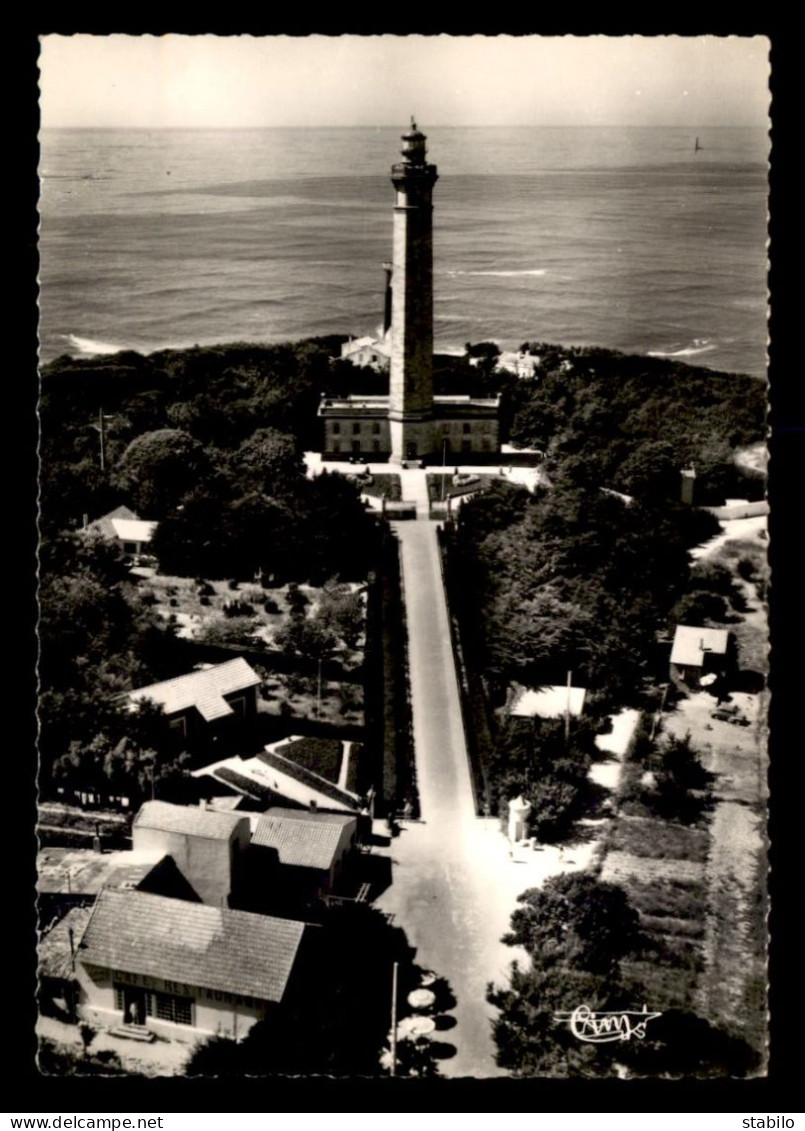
top-left (319, 122), bottom-right (499, 464)
top-left (42, 798), bottom-right (361, 1043)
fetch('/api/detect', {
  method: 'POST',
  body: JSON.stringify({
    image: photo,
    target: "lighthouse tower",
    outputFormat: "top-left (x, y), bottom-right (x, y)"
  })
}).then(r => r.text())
top-left (388, 119), bottom-right (438, 463)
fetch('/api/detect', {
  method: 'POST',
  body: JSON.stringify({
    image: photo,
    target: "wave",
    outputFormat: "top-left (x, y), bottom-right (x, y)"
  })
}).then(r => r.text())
top-left (647, 339), bottom-right (717, 359)
top-left (447, 269), bottom-right (548, 278)
top-left (63, 333), bottom-right (129, 356)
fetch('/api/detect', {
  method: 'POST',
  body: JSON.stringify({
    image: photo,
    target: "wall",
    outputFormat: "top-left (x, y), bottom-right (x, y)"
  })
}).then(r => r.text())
top-left (324, 416), bottom-right (391, 456)
top-left (77, 962), bottom-right (267, 1042)
top-left (132, 822), bottom-right (250, 907)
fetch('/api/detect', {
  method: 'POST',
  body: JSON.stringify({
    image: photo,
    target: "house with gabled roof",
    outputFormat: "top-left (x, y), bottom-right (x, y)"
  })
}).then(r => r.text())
top-left (133, 800), bottom-right (252, 908)
top-left (74, 889), bottom-right (308, 1042)
top-left (670, 625), bottom-right (731, 690)
top-left (251, 808), bottom-right (358, 905)
top-left (128, 657), bottom-right (261, 748)
top-left (83, 504), bottom-right (157, 557)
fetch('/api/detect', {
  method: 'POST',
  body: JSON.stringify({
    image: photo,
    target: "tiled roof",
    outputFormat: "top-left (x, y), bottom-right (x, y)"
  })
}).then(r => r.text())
top-left (39, 906), bottom-right (94, 980)
top-left (267, 807), bottom-right (356, 827)
top-left (253, 810), bottom-right (356, 870)
top-left (510, 684), bottom-right (587, 719)
top-left (78, 890), bottom-right (305, 1003)
top-left (671, 625), bottom-right (729, 668)
top-left (134, 800), bottom-right (247, 841)
top-left (128, 658), bottom-right (261, 722)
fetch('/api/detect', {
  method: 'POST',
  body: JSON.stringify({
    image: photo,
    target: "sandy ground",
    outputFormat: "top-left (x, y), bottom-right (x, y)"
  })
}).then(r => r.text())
top-left (665, 517), bottom-right (768, 1050)
top-left (689, 514), bottom-right (767, 562)
top-left (37, 1014), bottom-right (191, 1077)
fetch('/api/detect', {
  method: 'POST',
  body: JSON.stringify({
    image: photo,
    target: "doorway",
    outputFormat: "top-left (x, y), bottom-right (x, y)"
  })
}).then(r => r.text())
top-left (122, 986), bottom-right (147, 1026)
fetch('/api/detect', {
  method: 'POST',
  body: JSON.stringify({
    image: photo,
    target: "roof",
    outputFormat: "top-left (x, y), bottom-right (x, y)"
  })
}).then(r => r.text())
top-left (84, 505), bottom-right (143, 541)
top-left (272, 736), bottom-right (344, 783)
top-left (257, 746), bottom-right (362, 811)
top-left (128, 658), bottom-right (261, 722)
top-left (510, 684), bottom-right (587, 719)
top-left (671, 625), bottom-right (730, 668)
top-left (134, 800), bottom-right (247, 841)
top-left (78, 890), bottom-right (305, 1003)
top-left (39, 906), bottom-right (94, 981)
top-left (252, 809), bottom-right (356, 870)
top-left (111, 518), bottom-right (157, 544)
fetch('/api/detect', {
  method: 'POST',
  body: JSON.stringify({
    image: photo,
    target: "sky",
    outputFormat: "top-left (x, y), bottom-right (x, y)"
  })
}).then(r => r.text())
top-left (39, 35), bottom-right (770, 129)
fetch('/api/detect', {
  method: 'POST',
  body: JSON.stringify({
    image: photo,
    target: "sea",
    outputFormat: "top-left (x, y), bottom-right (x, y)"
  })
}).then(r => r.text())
top-left (38, 126), bottom-right (770, 379)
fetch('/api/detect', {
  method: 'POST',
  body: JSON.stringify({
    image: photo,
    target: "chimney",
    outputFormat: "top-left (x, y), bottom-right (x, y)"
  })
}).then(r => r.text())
top-left (82, 514), bottom-right (89, 529)
top-left (309, 799), bottom-right (318, 813)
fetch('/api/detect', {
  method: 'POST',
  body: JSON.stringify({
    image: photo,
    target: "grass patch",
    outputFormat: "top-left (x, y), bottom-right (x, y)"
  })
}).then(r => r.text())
top-left (425, 473), bottom-right (498, 504)
top-left (359, 473), bottom-right (402, 501)
top-left (621, 959), bottom-right (700, 1012)
top-left (272, 735), bottom-right (344, 781)
top-left (624, 877), bottom-right (708, 920)
top-left (608, 817), bottom-right (710, 863)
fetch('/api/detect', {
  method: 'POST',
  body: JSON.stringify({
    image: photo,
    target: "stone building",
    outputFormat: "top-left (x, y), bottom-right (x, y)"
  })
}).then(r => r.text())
top-left (319, 121), bottom-right (499, 463)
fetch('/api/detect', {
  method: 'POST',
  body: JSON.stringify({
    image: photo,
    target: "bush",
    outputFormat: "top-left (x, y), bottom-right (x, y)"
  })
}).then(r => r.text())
top-left (263, 598), bottom-right (280, 615)
top-left (223, 599), bottom-right (254, 618)
top-left (228, 579), bottom-right (239, 591)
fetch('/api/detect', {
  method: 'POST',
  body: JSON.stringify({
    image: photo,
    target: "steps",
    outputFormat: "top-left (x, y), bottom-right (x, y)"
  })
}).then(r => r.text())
top-left (107, 1023), bottom-right (156, 1042)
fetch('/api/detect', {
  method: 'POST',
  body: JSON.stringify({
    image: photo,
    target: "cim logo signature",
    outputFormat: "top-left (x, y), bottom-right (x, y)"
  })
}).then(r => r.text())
top-left (554, 1004), bottom-right (662, 1043)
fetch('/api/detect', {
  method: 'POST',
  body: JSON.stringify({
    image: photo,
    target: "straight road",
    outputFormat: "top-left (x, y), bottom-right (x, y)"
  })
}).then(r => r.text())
top-left (377, 521), bottom-right (504, 1077)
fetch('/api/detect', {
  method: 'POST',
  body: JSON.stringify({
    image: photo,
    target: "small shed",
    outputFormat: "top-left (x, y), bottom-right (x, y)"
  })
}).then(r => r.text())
top-left (670, 625), bottom-right (730, 690)
top-left (509, 683), bottom-right (587, 720)
top-left (84, 505), bottom-right (157, 556)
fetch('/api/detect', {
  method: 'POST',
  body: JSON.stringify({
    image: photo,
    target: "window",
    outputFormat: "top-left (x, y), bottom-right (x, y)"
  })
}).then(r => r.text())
top-left (227, 695), bottom-right (247, 718)
top-left (372, 422), bottom-right (380, 434)
top-left (169, 716), bottom-right (187, 740)
top-left (152, 991), bottom-right (194, 1026)
top-left (462, 439), bottom-right (472, 453)
top-left (333, 441), bottom-right (341, 453)
top-left (373, 440), bottom-right (381, 452)
top-left (353, 422), bottom-right (361, 435)
top-left (482, 438), bottom-right (491, 451)
top-left (463, 422), bottom-right (471, 434)
top-left (333, 422), bottom-right (341, 435)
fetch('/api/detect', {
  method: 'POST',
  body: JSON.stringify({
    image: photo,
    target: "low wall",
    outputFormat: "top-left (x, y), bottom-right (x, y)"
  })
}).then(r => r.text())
top-left (704, 500), bottom-right (768, 520)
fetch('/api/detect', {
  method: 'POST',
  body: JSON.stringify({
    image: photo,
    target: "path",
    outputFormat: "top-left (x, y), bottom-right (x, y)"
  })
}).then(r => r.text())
top-left (375, 521), bottom-right (601, 1078)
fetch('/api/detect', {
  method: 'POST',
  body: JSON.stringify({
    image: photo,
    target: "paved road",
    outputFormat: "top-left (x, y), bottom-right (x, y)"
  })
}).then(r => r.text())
top-left (374, 520), bottom-right (608, 1077)
top-left (377, 521), bottom-right (504, 1077)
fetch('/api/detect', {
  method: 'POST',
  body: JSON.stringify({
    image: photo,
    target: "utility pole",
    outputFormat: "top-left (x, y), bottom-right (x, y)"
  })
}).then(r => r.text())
top-left (565, 669), bottom-right (572, 747)
top-left (390, 961), bottom-right (399, 1077)
top-left (92, 409), bottom-right (114, 472)
top-left (440, 438), bottom-right (447, 502)
top-left (650, 683), bottom-right (670, 743)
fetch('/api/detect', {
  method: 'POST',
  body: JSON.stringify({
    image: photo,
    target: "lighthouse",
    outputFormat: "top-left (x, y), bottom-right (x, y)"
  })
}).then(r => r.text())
top-left (318, 123), bottom-right (499, 467)
top-left (388, 119), bottom-right (438, 463)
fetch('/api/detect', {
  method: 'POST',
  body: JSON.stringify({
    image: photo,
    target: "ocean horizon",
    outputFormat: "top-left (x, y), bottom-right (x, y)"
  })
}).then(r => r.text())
top-left (38, 125), bottom-right (769, 378)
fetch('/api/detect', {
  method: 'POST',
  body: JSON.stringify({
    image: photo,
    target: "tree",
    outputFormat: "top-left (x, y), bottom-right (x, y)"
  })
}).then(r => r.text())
top-left (114, 429), bottom-right (210, 518)
top-left (488, 961), bottom-right (636, 1077)
top-left (502, 872), bottom-right (641, 974)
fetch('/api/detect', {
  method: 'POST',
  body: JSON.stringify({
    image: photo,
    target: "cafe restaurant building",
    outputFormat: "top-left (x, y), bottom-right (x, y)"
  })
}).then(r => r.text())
top-left (75, 888), bottom-right (307, 1041)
